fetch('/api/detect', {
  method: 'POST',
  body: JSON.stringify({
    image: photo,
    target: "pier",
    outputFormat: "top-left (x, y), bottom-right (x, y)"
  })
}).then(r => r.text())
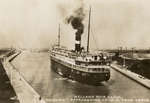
top-left (1, 50), bottom-right (46, 103)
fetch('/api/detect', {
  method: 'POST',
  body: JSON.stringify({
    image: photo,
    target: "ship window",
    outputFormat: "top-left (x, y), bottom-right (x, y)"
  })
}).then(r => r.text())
top-left (94, 56), bottom-right (97, 60)
top-left (93, 68), bottom-right (97, 71)
top-left (76, 61), bottom-right (80, 65)
top-left (85, 63), bottom-right (88, 66)
top-left (77, 71), bottom-right (80, 74)
top-left (82, 73), bottom-right (86, 76)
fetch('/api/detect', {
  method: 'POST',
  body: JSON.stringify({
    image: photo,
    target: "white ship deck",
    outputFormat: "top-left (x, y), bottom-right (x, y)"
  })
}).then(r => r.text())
top-left (50, 52), bottom-right (110, 73)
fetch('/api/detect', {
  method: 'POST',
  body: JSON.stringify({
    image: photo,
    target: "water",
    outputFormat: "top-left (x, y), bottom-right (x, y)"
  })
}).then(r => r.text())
top-left (11, 51), bottom-right (150, 103)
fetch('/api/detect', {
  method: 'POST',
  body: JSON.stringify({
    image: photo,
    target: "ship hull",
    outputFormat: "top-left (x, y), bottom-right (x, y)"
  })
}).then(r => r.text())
top-left (50, 58), bottom-right (110, 85)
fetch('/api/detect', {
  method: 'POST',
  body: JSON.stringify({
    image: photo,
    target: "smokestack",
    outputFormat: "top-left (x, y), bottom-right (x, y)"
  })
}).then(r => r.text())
top-left (75, 33), bottom-right (81, 52)
top-left (66, 7), bottom-right (85, 52)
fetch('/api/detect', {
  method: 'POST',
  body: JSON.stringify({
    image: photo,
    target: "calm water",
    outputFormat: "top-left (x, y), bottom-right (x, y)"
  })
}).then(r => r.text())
top-left (11, 51), bottom-right (150, 103)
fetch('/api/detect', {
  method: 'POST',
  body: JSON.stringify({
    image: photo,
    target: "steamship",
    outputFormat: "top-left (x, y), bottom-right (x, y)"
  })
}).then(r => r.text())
top-left (50, 8), bottom-right (111, 84)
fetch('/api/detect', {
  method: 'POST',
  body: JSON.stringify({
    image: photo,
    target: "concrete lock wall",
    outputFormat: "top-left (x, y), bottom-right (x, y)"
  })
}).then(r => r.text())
top-left (2, 51), bottom-right (46, 103)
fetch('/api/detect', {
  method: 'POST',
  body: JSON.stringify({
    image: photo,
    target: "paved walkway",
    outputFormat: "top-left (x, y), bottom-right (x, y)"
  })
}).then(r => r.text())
top-left (2, 51), bottom-right (46, 103)
top-left (0, 59), bottom-right (19, 103)
top-left (111, 63), bottom-right (150, 89)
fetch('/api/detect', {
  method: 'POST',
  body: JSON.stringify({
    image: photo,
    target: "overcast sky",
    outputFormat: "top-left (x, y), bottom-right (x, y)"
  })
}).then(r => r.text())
top-left (0, 0), bottom-right (150, 50)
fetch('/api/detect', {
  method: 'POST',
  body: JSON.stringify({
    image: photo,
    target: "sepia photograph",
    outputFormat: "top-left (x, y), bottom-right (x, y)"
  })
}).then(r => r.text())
top-left (0, 0), bottom-right (150, 103)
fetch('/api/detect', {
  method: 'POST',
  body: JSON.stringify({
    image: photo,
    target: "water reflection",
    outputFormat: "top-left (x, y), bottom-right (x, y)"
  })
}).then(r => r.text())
top-left (47, 65), bottom-right (110, 103)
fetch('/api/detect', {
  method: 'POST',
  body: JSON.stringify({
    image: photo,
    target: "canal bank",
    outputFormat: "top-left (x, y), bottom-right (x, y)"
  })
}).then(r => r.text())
top-left (2, 51), bottom-right (46, 103)
top-left (0, 58), bottom-right (18, 103)
top-left (111, 63), bottom-right (150, 89)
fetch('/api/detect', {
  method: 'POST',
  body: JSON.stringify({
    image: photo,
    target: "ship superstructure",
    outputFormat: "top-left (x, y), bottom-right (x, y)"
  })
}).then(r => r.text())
top-left (50, 7), bottom-right (111, 84)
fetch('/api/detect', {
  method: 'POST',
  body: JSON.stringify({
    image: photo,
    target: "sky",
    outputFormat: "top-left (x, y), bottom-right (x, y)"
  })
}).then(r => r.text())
top-left (0, 0), bottom-right (150, 50)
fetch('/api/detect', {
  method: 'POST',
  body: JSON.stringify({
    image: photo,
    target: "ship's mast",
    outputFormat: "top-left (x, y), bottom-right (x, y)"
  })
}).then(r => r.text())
top-left (58, 24), bottom-right (60, 46)
top-left (87, 6), bottom-right (91, 53)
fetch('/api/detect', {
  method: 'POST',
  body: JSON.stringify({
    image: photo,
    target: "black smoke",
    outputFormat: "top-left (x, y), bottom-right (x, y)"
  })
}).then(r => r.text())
top-left (66, 7), bottom-right (85, 40)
